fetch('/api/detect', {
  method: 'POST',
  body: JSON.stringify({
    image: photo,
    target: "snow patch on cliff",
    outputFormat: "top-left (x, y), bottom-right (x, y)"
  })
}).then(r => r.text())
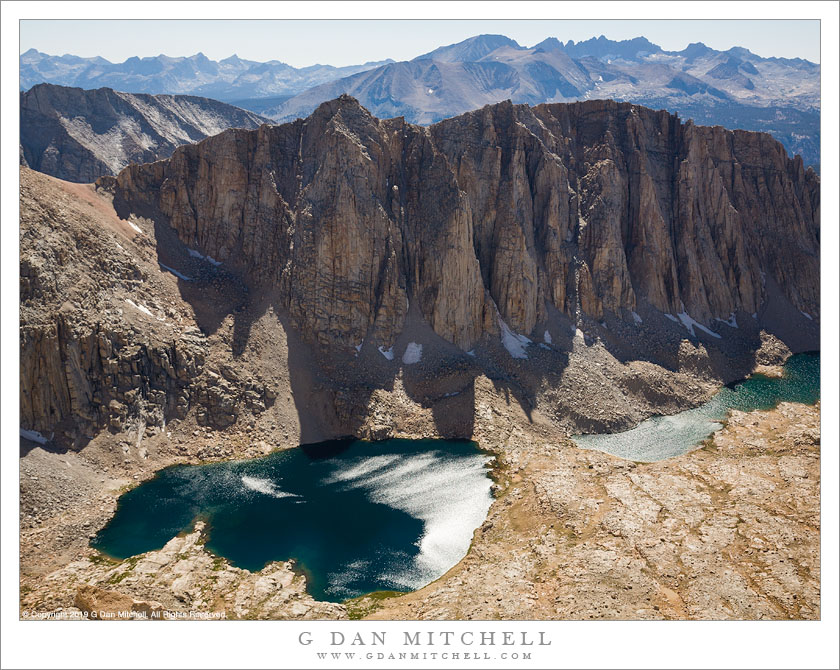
top-left (188, 248), bottom-right (222, 266)
top-left (20, 428), bottom-right (50, 445)
top-left (378, 346), bottom-right (395, 361)
top-left (715, 313), bottom-right (738, 328)
top-left (667, 310), bottom-right (722, 339)
top-left (499, 317), bottom-right (531, 359)
top-left (125, 299), bottom-right (153, 317)
top-left (402, 342), bottom-right (423, 364)
top-left (159, 262), bottom-right (192, 281)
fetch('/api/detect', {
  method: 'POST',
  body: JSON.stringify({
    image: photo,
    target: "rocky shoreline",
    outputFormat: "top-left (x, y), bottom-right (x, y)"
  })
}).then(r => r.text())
top-left (367, 399), bottom-right (821, 620)
top-left (20, 387), bottom-right (820, 620)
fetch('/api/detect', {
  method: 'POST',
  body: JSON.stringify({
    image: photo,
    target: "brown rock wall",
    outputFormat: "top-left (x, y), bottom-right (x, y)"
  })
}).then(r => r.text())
top-left (107, 96), bottom-right (819, 352)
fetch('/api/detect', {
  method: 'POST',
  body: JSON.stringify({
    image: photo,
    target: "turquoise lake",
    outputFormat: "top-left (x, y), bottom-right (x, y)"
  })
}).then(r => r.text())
top-left (573, 352), bottom-right (820, 462)
top-left (92, 439), bottom-right (493, 602)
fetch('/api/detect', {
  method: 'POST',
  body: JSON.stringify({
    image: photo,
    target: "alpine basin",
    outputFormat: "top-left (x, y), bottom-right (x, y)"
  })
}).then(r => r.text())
top-left (92, 438), bottom-right (494, 602)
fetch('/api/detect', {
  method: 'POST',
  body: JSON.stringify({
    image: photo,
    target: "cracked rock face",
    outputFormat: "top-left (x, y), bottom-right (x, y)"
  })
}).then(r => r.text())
top-left (19, 169), bottom-right (276, 448)
top-left (108, 96), bottom-right (819, 353)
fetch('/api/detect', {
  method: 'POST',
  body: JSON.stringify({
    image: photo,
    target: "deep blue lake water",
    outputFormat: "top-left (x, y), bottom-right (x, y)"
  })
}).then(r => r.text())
top-left (573, 353), bottom-right (820, 462)
top-left (92, 438), bottom-right (493, 602)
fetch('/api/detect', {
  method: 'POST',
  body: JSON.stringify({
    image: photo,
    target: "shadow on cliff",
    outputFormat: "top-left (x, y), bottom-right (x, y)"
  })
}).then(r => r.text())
top-left (592, 290), bottom-right (819, 388)
top-left (189, 283), bottom-right (549, 444)
top-left (19, 438), bottom-right (68, 458)
top-left (130, 211), bottom-right (817, 444)
top-left (109, 198), bottom-right (365, 443)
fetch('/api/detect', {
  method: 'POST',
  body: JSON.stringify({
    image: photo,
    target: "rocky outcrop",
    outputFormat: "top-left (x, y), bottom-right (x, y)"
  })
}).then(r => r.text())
top-left (18, 312), bottom-right (208, 443)
top-left (74, 585), bottom-right (165, 620)
top-left (109, 96), bottom-right (820, 354)
top-left (48, 524), bottom-right (347, 620)
top-left (19, 168), bottom-right (276, 448)
top-left (20, 83), bottom-right (269, 182)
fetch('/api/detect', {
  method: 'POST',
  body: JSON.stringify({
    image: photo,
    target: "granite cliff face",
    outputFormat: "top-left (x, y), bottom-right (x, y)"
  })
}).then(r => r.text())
top-left (20, 83), bottom-right (268, 182)
top-left (108, 96), bottom-right (820, 354)
top-left (20, 97), bottom-right (819, 450)
top-left (19, 170), bottom-right (278, 449)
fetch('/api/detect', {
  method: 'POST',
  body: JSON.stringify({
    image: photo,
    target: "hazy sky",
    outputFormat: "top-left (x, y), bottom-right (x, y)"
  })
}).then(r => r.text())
top-left (20, 19), bottom-right (821, 66)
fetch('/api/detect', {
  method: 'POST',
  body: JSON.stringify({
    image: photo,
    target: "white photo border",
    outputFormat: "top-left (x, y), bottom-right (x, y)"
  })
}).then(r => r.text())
top-left (2, 3), bottom-right (837, 669)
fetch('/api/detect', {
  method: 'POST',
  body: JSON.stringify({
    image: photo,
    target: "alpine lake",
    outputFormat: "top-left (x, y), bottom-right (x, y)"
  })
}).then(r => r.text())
top-left (574, 352), bottom-right (820, 461)
top-left (92, 438), bottom-right (495, 602)
top-left (93, 353), bottom-right (819, 602)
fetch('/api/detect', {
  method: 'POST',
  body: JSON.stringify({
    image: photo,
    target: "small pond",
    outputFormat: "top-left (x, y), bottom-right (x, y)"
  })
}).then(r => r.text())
top-left (573, 353), bottom-right (820, 462)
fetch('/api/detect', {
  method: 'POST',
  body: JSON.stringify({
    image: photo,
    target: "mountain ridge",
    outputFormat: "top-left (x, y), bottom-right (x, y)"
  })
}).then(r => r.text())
top-left (260, 34), bottom-right (820, 167)
top-left (20, 48), bottom-right (394, 101)
top-left (20, 82), bottom-right (271, 182)
top-left (21, 35), bottom-right (820, 167)
top-left (107, 94), bottom-right (819, 350)
top-left (20, 94), bottom-right (819, 452)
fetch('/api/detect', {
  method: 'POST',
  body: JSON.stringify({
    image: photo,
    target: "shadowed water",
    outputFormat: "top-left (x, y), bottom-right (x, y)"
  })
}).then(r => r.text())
top-left (573, 353), bottom-right (820, 462)
top-left (91, 439), bottom-right (493, 602)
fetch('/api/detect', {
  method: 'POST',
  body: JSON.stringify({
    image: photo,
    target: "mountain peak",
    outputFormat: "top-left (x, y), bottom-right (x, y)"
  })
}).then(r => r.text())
top-left (532, 37), bottom-right (564, 52)
top-left (413, 34), bottom-right (522, 63)
top-left (726, 45), bottom-right (755, 59)
top-left (678, 42), bottom-right (715, 61)
top-left (563, 35), bottom-right (662, 60)
top-left (19, 82), bottom-right (268, 181)
top-left (310, 94), bottom-right (370, 121)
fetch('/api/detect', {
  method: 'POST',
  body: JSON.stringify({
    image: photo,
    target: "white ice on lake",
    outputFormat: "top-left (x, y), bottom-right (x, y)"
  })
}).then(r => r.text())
top-left (321, 450), bottom-right (493, 593)
top-left (241, 476), bottom-right (299, 499)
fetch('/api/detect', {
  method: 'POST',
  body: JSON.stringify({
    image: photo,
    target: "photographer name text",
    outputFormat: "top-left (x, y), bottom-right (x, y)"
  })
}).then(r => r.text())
top-left (298, 631), bottom-right (551, 647)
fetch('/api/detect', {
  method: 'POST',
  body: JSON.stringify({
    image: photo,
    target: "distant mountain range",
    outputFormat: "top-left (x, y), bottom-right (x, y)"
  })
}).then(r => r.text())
top-left (20, 48), bottom-right (393, 100)
top-left (20, 34), bottom-right (821, 168)
top-left (265, 35), bottom-right (820, 168)
top-left (20, 83), bottom-right (269, 182)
